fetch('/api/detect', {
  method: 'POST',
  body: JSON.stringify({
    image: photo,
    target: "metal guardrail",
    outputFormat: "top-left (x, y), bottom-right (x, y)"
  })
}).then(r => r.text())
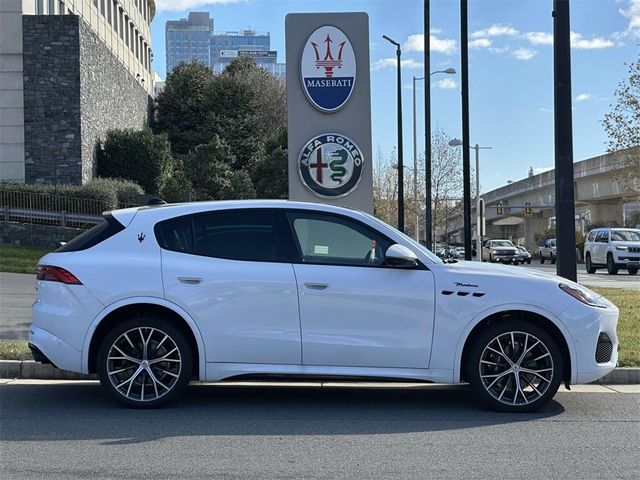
top-left (1, 190), bottom-right (107, 228)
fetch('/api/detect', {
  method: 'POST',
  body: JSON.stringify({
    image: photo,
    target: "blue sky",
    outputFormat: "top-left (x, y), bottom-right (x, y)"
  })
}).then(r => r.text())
top-left (151, 0), bottom-right (640, 192)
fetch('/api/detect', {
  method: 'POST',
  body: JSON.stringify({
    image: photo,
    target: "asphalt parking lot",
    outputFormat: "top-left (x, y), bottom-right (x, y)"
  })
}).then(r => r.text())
top-left (521, 262), bottom-right (640, 290)
top-left (1, 380), bottom-right (638, 480)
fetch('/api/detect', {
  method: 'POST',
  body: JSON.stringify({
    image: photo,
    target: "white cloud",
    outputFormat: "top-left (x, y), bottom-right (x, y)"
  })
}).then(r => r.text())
top-left (620, 0), bottom-right (640, 34)
top-left (155, 0), bottom-right (242, 11)
top-left (525, 31), bottom-right (553, 45)
top-left (403, 34), bottom-right (457, 55)
top-left (371, 57), bottom-right (423, 71)
top-left (575, 93), bottom-right (592, 102)
top-left (432, 78), bottom-right (458, 89)
top-left (570, 31), bottom-right (615, 49)
top-left (512, 48), bottom-right (537, 60)
top-left (469, 38), bottom-right (492, 49)
top-left (471, 24), bottom-right (519, 39)
top-left (538, 107), bottom-right (553, 113)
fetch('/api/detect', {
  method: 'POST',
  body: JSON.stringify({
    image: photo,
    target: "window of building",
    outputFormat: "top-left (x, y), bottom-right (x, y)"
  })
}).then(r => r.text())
top-left (100, 0), bottom-right (105, 16)
top-left (106, 0), bottom-right (111, 25)
top-left (93, 0), bottom-right (98, 8)
top-left (118, 8), bottom-right (124, 40)
top-left (58, 1), bottom-right (65, 15)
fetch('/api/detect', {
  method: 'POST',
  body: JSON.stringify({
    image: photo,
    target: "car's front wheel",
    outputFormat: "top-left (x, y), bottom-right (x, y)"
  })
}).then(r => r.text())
top-left (606, 254), bottom-right (618, 275)
top-left (97, 316), bottom-right (193, 408)
top-left (585, 254), bottom-right (596, 274)
top-left (466, 320), bottom-right (563, 412)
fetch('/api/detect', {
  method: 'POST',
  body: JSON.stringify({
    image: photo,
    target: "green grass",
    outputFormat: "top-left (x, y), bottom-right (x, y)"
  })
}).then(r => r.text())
top-left (592, 288), bottom-right (640, 367)
top-left (0, 340), bottom-right (32, 361)
top-left (0, 244), bottom-right (52, 274)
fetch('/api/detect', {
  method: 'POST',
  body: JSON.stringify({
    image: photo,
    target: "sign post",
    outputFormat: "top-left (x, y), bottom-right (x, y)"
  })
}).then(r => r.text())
top-left (285, 13), bottom-right (373, 212)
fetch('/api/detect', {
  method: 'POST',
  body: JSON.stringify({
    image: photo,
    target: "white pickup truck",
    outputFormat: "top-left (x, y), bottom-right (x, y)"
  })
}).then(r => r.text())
top-left (538, 238), bottom-right (557, 264)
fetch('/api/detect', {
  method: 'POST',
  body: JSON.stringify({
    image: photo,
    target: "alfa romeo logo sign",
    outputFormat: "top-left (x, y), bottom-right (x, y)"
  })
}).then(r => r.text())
top-left (301, 25), bottom-right (356, 112)
top-left (299, 133), bottom-right (364, 198)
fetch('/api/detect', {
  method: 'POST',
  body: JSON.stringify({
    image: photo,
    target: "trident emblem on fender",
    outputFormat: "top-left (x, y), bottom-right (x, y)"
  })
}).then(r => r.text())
top-left (311, 34), bottom-right (346, 77)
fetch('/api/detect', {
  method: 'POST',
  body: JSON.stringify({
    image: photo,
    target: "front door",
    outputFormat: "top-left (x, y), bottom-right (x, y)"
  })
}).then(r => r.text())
top-left (286, 211), bottom-right (435, 369)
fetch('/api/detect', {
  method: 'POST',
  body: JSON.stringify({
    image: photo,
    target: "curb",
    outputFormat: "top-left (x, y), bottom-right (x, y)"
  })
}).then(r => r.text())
top-left (1, 360), bottom-right (639, 384)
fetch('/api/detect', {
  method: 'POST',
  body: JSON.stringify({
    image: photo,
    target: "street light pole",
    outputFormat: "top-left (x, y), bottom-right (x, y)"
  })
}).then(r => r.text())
top-left (413, 68), bottom-right (456, 243)
top-left (383, 35), bottom-right (404, 232)
top-left (424, 0), bottom-right (432, 248)
top-left (460, 0), bottom-right (472, 261)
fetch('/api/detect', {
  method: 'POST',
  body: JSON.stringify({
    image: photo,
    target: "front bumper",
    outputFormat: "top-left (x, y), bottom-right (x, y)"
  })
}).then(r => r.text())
top-left (28, 325), bottom-right (82, 373)
top-left (561, 299), bottom-right (619, 384)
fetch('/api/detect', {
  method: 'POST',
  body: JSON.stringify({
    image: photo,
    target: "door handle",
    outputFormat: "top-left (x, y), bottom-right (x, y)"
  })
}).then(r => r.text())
top-left (304, 282), bottom-right (329, 290)
top-left (178, 277), bottom-right (202, 285)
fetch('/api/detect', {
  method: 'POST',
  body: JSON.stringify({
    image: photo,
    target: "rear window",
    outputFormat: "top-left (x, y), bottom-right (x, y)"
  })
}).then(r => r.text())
top-left (155, 209), bottom-right (280, 262)
top-left (56, 215), bottom-right (124, 252)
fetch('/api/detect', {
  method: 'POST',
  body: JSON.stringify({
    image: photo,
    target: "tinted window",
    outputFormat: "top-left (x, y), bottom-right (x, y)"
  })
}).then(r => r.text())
top-left (587, 230), bottom-right (596, 242)
top-left (287, 212), bottom-right (391, 267)
top-left (56, 215), bottom-right (124, 252)
top-left (156, 210), bottom-right (280, 262)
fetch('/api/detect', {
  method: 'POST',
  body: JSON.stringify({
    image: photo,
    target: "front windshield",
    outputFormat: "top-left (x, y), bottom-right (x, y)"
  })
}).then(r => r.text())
top-left (611, 230), bottom-right (640, 241)
top-left (517, 246), bottom-right (526, 252)
top-left (493, 240), bottom-right (515, 248)
top-left (363, 213), bottom-right (442, 263)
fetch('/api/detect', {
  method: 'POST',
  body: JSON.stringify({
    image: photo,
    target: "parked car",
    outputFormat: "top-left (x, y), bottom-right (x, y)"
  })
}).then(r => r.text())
top-left (584, 227), bottom-right (640, 275)
top-left (538, 238), bottom-right (557, 264)
top-left (482, 239), bottom-right (519, 264)
top-left (516, 246), bottom-right (532, 265)
top-left (29, 200), bottom-right (618, 412)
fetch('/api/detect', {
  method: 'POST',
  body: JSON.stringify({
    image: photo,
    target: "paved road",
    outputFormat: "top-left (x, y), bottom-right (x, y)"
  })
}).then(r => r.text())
top-left (1, 381), bottom-right (638, 479)
top-left (0, 273), bottom-right (36, 340)
top-left (1, 262), bottom-right (637, 340)
top-left (521, 262), bottom-right (640, 290)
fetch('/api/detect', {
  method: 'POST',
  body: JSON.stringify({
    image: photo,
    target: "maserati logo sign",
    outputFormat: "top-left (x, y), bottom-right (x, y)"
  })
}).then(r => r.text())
top-left (298, 133), bottom-right (364, 198)
top-left (301, 25), bottom-right (356, 112)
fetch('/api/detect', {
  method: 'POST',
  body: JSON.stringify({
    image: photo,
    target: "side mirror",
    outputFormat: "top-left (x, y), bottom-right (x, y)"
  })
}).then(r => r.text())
top-left (385, 244), bottom-right (418, 268)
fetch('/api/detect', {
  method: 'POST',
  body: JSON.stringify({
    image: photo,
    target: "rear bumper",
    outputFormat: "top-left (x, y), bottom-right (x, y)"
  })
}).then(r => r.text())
top-left (28, 325), bottom-right (82, 373)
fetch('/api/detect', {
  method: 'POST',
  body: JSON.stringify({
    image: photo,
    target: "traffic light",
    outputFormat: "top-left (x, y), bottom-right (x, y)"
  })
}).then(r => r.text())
top-left (524, 202), bottom-right (532, 216)
top-left (496, 202), bottom-right (503, 215)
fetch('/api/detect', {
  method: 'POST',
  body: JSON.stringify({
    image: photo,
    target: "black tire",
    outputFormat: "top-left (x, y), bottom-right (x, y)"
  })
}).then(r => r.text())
top-left (466, 319), bottom-right (563, 413)
top-left (97, 315), bottom-right (193, 408)
top-left (527, 259), bottom-right (531, 265)
top-left (540, 255), bottom-right (545, 264)
top-left (585, 254), bottom-right (596, 274)
top-left (606, 254), bottom-right (618, 275)
top-left (550, 255), bottom-right (556, 265)
top-left (489, 254), bottom-right (493, 263)
top-left (628, 267), bottom-right (638, 276)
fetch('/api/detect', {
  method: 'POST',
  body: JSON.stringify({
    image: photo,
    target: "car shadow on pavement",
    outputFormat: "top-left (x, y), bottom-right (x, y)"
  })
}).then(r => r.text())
top-left (0, 383), bottom-right (565, 445)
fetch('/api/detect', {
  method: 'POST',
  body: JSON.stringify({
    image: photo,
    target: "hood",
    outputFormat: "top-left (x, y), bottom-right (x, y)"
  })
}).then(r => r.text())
top-left (447, 260), bottom-right (564, 284)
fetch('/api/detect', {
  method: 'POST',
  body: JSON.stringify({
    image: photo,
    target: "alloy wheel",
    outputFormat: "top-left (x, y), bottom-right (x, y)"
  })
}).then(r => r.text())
top-left (479, 331), bottom-right (554, 406)
top-left (106, 327), bottom-right (182, 402)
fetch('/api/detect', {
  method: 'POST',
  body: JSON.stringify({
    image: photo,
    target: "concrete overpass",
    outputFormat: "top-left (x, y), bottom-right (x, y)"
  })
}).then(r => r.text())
top-left (437, 150), bottom-right (640, 252)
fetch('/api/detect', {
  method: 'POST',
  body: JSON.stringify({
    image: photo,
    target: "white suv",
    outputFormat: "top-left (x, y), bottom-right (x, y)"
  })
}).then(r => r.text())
top-left (29, 200), bottom-right (619, 412)
top-left (584, 227), bottom-right (640, 275)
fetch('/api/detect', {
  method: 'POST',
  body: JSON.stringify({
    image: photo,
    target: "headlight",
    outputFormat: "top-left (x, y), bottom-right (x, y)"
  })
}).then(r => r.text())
top-left (492, 250), bottom-right (498, 254)
top-left (559, 283), bottom-right (608, 308)
top-left (616, 246), bottom-right (629, 251)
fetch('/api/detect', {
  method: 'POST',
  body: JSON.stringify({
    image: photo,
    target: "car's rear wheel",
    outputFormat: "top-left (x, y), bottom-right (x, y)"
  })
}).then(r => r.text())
top-left (97, 316), bottom-right (192, 408)
top-left (540, 255), bottom-right (545, 264)
top-left (466, 320), bottom-right (563, 413)
top-left (628, 267), bottom-right (638, 276)
top-left (606, 254), bottom-right (618, 275)
top-left (550, 255), bottom-right (556, 265)
top-left (585, 254), bottom-right (596, 274)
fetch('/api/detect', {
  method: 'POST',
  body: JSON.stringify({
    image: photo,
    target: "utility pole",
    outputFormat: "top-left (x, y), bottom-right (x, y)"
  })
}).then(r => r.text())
top-left (553, 0), bottom-right (577, 281)
top-left (424, 0), bottom-right (432, 248)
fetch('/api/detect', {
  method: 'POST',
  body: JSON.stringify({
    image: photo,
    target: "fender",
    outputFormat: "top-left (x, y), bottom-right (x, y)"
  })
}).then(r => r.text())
top-left (80, 296), bottom-right (206, 380)
top-left (451, 302), bottom-right (578, 384)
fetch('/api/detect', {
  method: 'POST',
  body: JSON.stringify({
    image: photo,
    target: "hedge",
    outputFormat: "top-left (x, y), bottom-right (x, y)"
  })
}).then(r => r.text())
top-left (0, 178), bottom-right (144, 213)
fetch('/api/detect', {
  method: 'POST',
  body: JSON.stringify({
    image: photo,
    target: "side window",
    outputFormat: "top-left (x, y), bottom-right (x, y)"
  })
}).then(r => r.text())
top-left (156, 210), bottom-right (280, 262)
top-left (287, 212), bottom-right (391, 267)
top-left (587, 231), bottom-right (596, 242)
top-left (596, 231), bottom-right (608, 243)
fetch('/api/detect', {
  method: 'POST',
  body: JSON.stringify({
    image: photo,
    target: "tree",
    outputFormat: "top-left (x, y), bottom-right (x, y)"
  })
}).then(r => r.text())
top-left (602, 56), bottom-right (640, 197)
top-left (252, 130), bottom-right (289, 199)
top-left (154, 62), bottom-right (216, 155)
top-left (98, 129), bottom-right (174, 194)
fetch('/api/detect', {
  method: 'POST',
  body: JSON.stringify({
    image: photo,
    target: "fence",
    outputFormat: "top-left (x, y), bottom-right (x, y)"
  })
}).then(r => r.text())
top-left (1, 190), bottom-right (106, 228)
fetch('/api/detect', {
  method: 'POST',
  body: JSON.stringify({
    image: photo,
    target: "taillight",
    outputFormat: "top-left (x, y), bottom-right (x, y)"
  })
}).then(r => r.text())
top-left (36, 265), bottom-right (82, 285)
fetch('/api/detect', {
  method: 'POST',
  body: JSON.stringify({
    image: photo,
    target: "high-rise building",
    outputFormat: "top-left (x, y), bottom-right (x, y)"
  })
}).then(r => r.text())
top-left (0, 0), bottom-right (156, 184)
top-left (165, 12), bottom-right (286, 79)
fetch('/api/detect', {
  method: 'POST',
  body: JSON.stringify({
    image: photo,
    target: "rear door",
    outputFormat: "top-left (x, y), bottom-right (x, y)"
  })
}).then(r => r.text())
top-left (157, 209), bottom-right (301, 365)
